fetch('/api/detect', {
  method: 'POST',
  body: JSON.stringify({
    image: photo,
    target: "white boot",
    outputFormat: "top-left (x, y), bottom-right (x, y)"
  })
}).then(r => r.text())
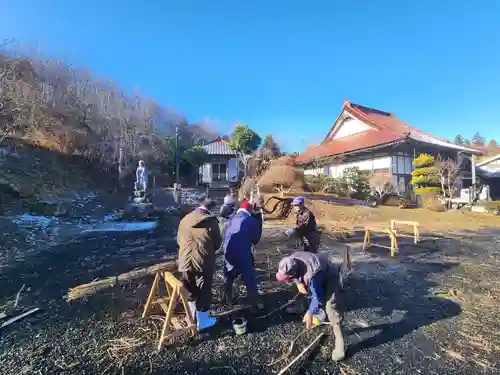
top-left (196, 310), bottom-right (217, 331)
top-left (187, 301), bottom-right (196, 323)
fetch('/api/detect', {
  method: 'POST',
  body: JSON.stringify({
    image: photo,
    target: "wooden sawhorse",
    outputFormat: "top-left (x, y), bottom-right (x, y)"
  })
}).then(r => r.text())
top-left (362, 228), bottom-right (399, 257)
top-left (390, 220), bottom-right (420, 244)
top-left (142, 271), bottom-right (197, 349)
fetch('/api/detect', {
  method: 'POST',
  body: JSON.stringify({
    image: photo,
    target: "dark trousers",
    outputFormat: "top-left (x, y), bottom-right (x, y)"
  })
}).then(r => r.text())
top-left (224, 259), bottom-right (258, 305)
top-left (181, 271), bottom-right (213, 312)
top-left (304, 231), bottom-right (320, 253)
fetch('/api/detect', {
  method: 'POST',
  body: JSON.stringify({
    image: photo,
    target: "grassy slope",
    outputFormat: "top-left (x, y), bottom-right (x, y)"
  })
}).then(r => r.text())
top-left (0, 138), bottom-right (100, 201)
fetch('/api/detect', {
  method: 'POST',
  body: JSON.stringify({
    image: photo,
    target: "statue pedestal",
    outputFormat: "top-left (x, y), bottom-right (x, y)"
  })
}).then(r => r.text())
top-left (173, 183), bottom-right (182, 205)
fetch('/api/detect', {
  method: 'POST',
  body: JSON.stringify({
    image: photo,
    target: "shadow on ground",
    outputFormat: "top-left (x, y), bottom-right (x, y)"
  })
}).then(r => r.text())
top-left (342, 261), bottom-right (461, 357)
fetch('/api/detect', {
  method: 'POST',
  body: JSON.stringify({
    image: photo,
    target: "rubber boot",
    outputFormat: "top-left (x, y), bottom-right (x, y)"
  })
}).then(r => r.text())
top-left (223, 280), bottom-right (234, 308)
top-left (331, 323), bottom-right (346, 361)
top-left (196, 310), bottom-right (217, 331)
top-left (187, 301), bottom-right (196, 324)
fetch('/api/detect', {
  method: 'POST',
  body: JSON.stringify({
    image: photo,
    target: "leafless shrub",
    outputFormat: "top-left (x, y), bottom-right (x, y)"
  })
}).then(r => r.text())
top-left (437, 157), bottom-right (461, 202)
top-left (369, 173), bottom-right (394, 201)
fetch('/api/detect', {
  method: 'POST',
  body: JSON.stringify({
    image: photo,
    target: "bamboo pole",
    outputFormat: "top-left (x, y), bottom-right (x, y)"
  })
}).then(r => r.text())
top-left (277, 332), bottom-right (325, 375)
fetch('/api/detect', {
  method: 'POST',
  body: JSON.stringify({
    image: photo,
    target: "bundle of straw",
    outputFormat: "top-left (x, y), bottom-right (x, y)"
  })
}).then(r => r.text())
top-left (66, 260), bottom-right (177, 301)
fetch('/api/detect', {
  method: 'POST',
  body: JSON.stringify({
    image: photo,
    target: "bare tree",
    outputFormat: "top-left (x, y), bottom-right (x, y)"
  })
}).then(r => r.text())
top-left (437, 158), bottom-right (461, 202)
top-left (369, 173), bottom-right (394, 201)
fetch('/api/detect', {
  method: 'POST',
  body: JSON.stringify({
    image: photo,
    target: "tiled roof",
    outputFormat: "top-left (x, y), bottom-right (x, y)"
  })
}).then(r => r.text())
top-left (477, 153), bottom-right (500, 167)
top-left (296, 100), bottom-right (484, 164)
top-left (202, 138), bottom-right (237, 155)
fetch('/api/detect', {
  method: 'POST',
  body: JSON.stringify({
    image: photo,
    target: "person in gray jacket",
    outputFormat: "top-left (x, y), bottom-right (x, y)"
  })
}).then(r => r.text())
top-left (276, 249), bottom-right (352, 361)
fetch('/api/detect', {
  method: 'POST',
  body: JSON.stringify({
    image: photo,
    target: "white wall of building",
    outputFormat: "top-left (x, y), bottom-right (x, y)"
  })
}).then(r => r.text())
top-left (304, 153), bottom-right (415, 193)
top-left (199, 157), bottom-right (240, 184)
top-left (304, 156), bottom-right (393, 177)
top-left (479, 159), bottom-right (500, 173)
top-left (330, 117), bottom-right (372, 140)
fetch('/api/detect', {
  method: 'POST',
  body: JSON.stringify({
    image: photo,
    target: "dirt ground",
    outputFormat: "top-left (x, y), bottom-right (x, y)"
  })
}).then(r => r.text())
top-left (0, 199), bottom-right (499, 375)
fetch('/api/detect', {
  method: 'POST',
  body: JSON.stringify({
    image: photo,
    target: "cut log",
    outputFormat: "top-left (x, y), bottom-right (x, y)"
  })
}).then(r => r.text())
top-left (66, 260), bottom-right (177, 301)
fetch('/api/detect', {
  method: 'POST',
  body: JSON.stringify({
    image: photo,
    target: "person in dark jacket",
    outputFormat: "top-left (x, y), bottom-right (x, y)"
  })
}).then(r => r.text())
top-left (289, 196), bottom-right (320, 253)
top-left (276, 249), bottom-right (352, 361)
top-left (223, 200), bottom-right (263, 310)
top-left (177, 198), bottom-right (222, 330)
top-left (219, 187), bottom-right (237, 219)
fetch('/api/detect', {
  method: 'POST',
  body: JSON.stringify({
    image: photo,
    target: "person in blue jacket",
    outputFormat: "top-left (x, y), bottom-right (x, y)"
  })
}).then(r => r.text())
top-left (223, 199), bottom-right (263, 311)
top-left (276, 250), bottom-right (351, 362)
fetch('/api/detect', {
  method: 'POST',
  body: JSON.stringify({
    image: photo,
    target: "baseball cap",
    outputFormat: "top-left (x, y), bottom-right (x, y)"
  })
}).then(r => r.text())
top-left (276, 256), bottom-right (298, 282)
top-left (291, 196), bottom-right (305, 206)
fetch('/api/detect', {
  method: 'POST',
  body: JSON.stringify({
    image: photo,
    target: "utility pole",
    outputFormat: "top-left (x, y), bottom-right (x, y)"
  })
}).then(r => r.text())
top-left (175, 124), bottom-right (180, 184)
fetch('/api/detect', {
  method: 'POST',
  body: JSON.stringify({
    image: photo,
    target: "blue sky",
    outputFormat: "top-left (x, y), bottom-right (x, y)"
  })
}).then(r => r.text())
top-left (2, 1), bottom-right (500, 152)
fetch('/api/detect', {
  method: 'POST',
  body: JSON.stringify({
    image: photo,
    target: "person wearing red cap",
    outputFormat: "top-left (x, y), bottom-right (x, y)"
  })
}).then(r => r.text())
top-left (222, 199), bottom-right (263, 312)
top-left (275, 249), bottom-right (352, 362)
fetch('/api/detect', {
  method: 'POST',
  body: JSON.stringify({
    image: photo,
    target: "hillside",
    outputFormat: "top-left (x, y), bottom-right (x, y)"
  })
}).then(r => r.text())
top-left (0, 48), bottom-right (214, 201)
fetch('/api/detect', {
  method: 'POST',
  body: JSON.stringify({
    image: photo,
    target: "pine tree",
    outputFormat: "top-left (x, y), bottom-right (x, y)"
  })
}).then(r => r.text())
top-left (454, 134), bottom-right (464, 145)
top-left (410, 154), bottom-right (441, 195)
top-left (472, 132), bottom-right (485, 146)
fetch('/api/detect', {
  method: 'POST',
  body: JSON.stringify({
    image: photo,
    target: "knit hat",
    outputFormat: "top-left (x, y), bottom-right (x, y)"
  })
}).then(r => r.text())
top-left (240, 200), bottom-right (251, 210)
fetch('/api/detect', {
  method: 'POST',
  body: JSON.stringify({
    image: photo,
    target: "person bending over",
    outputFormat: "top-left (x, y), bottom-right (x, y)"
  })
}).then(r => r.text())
top-left (276, 250), bottom-right (351, 361)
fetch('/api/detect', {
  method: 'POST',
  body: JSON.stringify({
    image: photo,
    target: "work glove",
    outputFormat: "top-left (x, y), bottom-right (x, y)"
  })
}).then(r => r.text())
top-left (296, 283), bottom-right (308, 295)
top-left (303, 311), bottom-right (324, 330)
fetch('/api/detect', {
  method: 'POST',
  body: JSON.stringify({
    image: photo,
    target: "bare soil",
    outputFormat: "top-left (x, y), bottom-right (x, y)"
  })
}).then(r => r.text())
top-left (0, 197), bottom-right (499, 375)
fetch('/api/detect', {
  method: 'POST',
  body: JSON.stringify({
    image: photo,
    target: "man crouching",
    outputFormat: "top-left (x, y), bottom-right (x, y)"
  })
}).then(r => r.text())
top-left (275, 249), bottom-right (352, 361)
top-left (177, 198), bottom-right (222, 330)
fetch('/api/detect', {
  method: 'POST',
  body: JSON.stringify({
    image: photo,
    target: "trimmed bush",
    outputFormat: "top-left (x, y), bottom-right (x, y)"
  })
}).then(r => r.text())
top-left (411, 174), bottom-right (441, 185)
top-left (258, 165), bottom-right (305, 195)
top-left (343, 167), bottom-right (370, 200)
top-left (413, 153), bottom-right (436, 168)
top-left (415, 186), bottom-right (442, 195)
top-left (305, 174), bottom-right (349, 197)
top-left (411, 166), bottom-right (439, 177)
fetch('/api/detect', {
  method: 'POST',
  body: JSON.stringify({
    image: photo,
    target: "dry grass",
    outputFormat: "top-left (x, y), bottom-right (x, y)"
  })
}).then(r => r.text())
top-left (263, 196), bottom-right (500, 233)
top-left (0, 139), bottom-right (95, 200)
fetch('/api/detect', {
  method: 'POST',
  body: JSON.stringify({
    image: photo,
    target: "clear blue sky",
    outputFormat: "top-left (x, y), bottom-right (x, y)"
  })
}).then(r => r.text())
top-left (2, 1), bottom-right (500, 152)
